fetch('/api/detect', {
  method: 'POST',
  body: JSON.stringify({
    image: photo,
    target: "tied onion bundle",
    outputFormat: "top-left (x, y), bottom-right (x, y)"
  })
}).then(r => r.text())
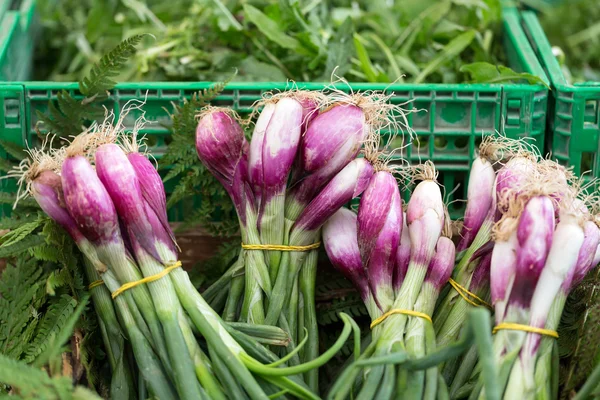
top-left (324, 161), bottom-right (454, 399)
top-left (442, 142), bottom-right (600, 400)
top-left (197, 89), bottom-right (412, 391)
top-left (12, 106), bottom-right (360, 400)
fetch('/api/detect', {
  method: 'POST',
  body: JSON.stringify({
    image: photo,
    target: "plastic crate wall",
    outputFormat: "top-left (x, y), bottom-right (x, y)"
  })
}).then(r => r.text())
top-left (521, 11), bottom-right (600, 182)
top-left (0, 8), bottom-right (550, 221)
top-left (0, 0), bottom-right (37, 81)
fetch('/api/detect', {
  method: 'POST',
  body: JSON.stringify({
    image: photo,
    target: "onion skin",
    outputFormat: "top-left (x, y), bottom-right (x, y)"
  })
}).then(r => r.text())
top-left (425, 236), bottom-right (456, 291)
top-left (357, 171), bottom-right (402, 304)
top-left (249, 98), bottom-right (303, 202)
top-left (323, 208), bottom-right (369, 299)
top-left (196, 110), bottom-right (252, 223)
top-left (61, 155), bottom-right (120, 245)
top-left (33, 171), bottom-right (84, 242)
top-left (95, 144), bottom-right (176, 262)
top-left (406, 180), bottom-right (444, 266)
top-left (510, 196), bottom-right (555, 308)
top-left (288, 104), bottom-right (368, 210)
top-left (458, 157), bottom-right (495, 251)
top-left (568, 221), bottom-right (600, 289)
top-left (301, 104), bottom-right (366, 173)
top-left (490, 222), bottom-right (518, 320)
top-left (127, 152), bottom-right (175, 248)
top-left (292, 158), bottom-right (374, 235)
top-left (195, 111), bottom-right (247, 187)
top-left (394, 212), bottom-right (410, 293)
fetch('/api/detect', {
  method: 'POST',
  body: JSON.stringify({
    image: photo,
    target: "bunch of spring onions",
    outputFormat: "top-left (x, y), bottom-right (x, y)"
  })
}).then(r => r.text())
top-left (434, 138), bottom-right (600, 400)
top-left (323, 161), bottom-right (456, 399)
top-left (197, 88), bottom-right (411, 391)
top-left (13, 106), bottom-right (359, 400)
top-left (434, 137), bottom-right (541, 389)
top-left (468, 164), bottom-right (598, 400)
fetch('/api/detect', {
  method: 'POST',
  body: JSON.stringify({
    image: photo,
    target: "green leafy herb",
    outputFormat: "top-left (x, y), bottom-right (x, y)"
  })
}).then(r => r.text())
top-left (535, 0), bottom-right (600, 84)
top-left (37, 34), bottom-right (146, 137)
top-left (34, 0), bottom-right (529, 84)
top-left (460, 62), bottom-right (550, 87)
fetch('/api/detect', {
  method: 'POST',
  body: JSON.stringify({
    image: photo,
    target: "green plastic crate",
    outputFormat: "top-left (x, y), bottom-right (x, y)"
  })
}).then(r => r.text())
top-left (0, 7), bottom-right (550, 221)
top-left (521, 11), bottom-right (600, 179)
top-left (0, 0), bottom-right (37, 81)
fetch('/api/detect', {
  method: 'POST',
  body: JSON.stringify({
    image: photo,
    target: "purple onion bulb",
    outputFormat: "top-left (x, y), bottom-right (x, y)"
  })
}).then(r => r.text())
top-left (323, 208), bottom-right (369, 299)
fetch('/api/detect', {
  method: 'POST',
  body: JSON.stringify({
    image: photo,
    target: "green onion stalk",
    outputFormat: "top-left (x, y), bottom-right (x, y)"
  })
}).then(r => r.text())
top-left (433, 152), bottom-right (499, 334)
top-left (434, 149), bottom-right (542, 392)
top-left (444, 255), bottom-right (491, 394)
top-left (28, 165), bottom-right (137, 400)
top-left (325, 163), bottom-right (453, 399)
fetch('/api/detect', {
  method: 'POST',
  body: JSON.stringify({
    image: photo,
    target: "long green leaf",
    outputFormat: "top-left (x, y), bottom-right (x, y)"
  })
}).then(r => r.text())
top-left (414, 30), bottom-right (476, 83)
top-left (461, 62), bottom-right (549, 87)
top-left (244, 5), bottom-right (302, 51)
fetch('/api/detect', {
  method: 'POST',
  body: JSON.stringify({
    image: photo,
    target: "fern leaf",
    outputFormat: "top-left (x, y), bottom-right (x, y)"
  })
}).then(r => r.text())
top-left (0, 157), bottom-right (15, 173)
top-left (45, 268), bottom-right (72, 296)
top-left (0, 192), bottom-right (39, 208)
top-left (316, 295), bottom-right (368, 326)
top-left (0, 353), bottom-right (63, 398)
top-left (79, 35), bottom-right (145, 97)
top-left (24, 294), bottom-right (77, 363)
top-left (0, 257), bottom-right (47, 359)
top-left (0, 219), bottom-right (44, 247)
top-left (0, 234), bottom-right (46, 258)
top-left (0, 214), bottom-right (39, 230)
top-left (560, 267), bottom-right (600, 396)
top-left (34, 294), bottom-right (89, 367)
top-left (0, 140), bottom-right (26, 161)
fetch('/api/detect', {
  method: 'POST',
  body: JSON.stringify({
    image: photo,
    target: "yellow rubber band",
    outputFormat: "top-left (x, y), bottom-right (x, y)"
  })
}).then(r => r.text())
top-left (88, 280), bottom-right (105, 290)
top-left (370, 309), bottom-right (432, 330)
top-left (241, 242), bottom-right (321, 252)
top-left (448, 278), bottom-right (493, 310)
top-left (492, 322), bottom-right (558, 338)
top-left (111, 261), bottom-right (182, 299)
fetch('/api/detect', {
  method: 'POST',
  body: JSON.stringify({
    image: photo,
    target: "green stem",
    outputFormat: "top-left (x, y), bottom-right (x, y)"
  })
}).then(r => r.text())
top-left (434, 219), bottom-right (492, 333)
top-left (327, 341), bottom-right (378, 400)
top-left (241, 313), bottom-right (356, 377)
top-left (136, 250), bottom-right (203, 400)
top-left (260, 195), bottom-right (285, 281)
top-left (178, 309), bottom-right (225, 400)
top-left (287, 274), bottom-right (300, 344)
top-left (103, 272), bottom-right (177, 400)
top-left (356, 362), bottom-right (385, 399)
top-left (449, 345), bottom-right (478, 397)
top-left (203, 254), bottom-right (244, 303)
top-left (300, 250), bottom-right (319, 392)
top-left (224, 274), bottom-right (244, 321)
top-left (241, 208), bottom-right (272, 324)
top-left (97, 244), bottom-right (171, 373)
top-left (170, 269), bottom-right (269, 400)
top-left (470, 309), bottom-right (500, 400)
top-left (227, 322), bottom-right (290, 347)
top-left (210, 346), bottom-right (248, 400)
